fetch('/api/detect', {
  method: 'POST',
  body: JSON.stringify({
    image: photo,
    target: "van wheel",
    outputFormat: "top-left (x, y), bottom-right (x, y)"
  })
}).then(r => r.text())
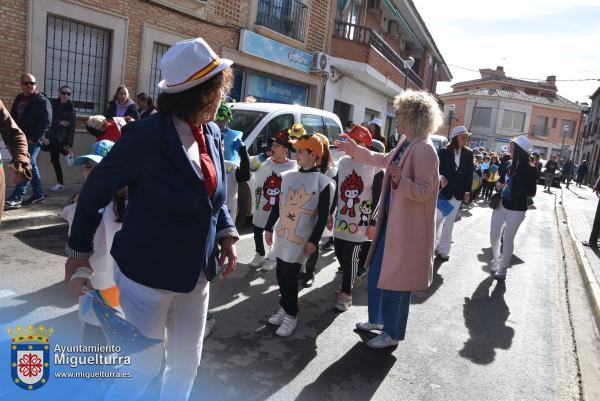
top-left (236, 182), bottom-right (252, 229)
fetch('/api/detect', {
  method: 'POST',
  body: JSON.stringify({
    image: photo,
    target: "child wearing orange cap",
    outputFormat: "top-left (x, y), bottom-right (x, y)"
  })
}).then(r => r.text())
top-left (264, 134), bottom-right (333, 337)
top-left (328, 125), bottom-right (384, 312)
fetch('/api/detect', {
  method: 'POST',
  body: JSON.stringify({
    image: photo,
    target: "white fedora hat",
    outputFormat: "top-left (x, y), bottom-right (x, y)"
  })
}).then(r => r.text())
top-left (450, 125), bottom-right (471, 139)
top-left (157, 37), bottom-right (233, 94)
top-left (369, 118), bottom-right (383, 128)
top-left (511, 135), bottom-right (533, 152)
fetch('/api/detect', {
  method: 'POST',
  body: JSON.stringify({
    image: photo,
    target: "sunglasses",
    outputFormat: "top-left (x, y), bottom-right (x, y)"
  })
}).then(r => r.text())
top-left (21, 81), bottom-right (36, 86)
top-left (60, 91), bottom-right (71, 96)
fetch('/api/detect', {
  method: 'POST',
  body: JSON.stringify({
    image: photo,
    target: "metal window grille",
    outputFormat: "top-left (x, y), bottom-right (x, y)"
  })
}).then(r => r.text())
top-left (149, 43), bottom-right (170, 103)
top-left (256, 0), bottom-right (307, 42)
top-left (44, 15), bottom-right (111, 114)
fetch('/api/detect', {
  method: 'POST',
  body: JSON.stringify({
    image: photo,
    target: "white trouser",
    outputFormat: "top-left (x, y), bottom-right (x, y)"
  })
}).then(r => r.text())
top-left (490, 203), bottom-right (526, 268)
top-left (434, 196), bottom-right (463, 255)
top-left (105, 266), bottom-right (209, 401)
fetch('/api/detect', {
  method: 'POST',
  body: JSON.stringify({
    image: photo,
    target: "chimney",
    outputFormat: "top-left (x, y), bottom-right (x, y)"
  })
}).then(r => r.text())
top-left (546, 75), bottom-right (556, 86)
top-left (480, 66), bottom-right (506, 79)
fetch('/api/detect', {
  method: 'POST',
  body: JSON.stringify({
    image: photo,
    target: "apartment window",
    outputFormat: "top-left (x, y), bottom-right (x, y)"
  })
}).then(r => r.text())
top-left (364, 108), bottom-right (379, 123)
top-left (149, 42), bottom-right (170, 102)
top-left (552, 117), bottom-right (557, 128)
top-left (256, 0), bottom-right (308, 42)
top-left (471, 107), bottom-right (492, 128)
top-left (501, 110), bottom-right (526, 131)
top-left (534, 115), bottom-right (549, 136)
top-left (561, 119), bottom-right (576, 138)
top-left (44, 15), bottom-right (111, 114)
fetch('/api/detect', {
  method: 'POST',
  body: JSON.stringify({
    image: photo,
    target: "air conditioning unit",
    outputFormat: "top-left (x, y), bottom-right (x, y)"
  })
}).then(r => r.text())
top-left (311, 52), bottom-right (330, 72)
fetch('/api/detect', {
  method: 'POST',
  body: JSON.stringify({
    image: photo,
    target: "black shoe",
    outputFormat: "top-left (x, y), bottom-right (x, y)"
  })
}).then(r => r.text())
top-left (302, 276), bottom-right (314, 288)
top-left (22, 194), bottom-right (46, 205)
top-left (583, 240), bottom-right (598, 248)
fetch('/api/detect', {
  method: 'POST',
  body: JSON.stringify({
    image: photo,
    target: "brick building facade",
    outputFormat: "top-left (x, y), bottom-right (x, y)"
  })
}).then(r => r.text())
top-left (0, 0), bottom-right (336, 185)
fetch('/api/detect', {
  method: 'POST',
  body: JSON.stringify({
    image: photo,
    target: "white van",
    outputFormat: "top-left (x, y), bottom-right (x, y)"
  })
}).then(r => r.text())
top-left (228, 102), bottom-right (344, 224)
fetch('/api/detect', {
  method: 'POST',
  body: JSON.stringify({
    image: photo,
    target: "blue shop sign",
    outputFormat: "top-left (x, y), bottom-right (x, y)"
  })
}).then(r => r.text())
top-left (246, 73), bottom-right (308, 105)
top-left (239, 30), bottom-right (312, 73)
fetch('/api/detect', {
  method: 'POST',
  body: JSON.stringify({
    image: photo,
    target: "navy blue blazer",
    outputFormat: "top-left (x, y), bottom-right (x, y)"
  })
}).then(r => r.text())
top-left (68, 113), bottom-right (236, 292)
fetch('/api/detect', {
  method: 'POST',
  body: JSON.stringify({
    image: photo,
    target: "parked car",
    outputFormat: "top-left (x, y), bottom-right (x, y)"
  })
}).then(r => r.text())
top-left (430, 134), bottom-right (448, 151)
top-left (537, 159), bottom-right (562, 187)
top-left (228, 102), bottom-right (344, 225)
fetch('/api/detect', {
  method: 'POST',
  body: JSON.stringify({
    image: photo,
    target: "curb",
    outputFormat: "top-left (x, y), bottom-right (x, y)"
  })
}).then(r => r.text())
top-left (560, 190), bottom-right (600, 332)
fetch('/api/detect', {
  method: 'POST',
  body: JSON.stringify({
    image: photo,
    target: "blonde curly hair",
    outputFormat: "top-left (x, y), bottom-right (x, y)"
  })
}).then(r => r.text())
top-left (393, 90), bottom-right (443, 138)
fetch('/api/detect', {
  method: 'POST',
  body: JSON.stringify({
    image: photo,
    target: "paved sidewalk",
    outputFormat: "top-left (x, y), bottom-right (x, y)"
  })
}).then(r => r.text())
top-left (1, 184), bottom-right (80, 230)
top-left (561, 184), bottom-right (600, 330)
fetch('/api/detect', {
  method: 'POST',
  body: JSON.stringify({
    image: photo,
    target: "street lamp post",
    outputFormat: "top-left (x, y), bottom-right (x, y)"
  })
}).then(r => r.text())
top-left (402, 56), bottom-right (415, 91)
top-left (447, 104), bottom-right (456, 139)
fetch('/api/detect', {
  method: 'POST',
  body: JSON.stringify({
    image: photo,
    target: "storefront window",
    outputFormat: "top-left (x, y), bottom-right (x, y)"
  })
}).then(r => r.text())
top-left (228, 68), bottom-right (244, 102)
top-left (246, 73), bottom-right (308, 105)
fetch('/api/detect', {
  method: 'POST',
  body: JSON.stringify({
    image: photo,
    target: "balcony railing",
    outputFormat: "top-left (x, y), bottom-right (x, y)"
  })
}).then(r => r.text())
top-left (532, 125), bottom-right (549, 136)
top-left (256, 0), bottom-right (307, 42)
top-left (333, 20), bottom-right (423, 89)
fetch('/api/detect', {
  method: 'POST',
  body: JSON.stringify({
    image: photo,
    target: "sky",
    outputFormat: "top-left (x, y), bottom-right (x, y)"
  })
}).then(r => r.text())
top-left (415, 0), bottom-right (600, 104)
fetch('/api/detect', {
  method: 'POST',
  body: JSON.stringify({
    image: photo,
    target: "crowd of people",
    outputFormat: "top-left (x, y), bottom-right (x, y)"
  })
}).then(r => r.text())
top-left (0, 36), bottom-right (592, 401)
top-left (1, 74), bottom-right (158, 209)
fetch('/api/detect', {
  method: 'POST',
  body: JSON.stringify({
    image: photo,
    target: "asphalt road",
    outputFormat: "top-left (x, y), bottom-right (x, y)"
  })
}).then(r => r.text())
top-left (0, 186), bottom-right (586, 400)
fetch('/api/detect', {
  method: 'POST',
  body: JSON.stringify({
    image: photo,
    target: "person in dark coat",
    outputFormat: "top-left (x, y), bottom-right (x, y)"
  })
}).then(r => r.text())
top-left (104, 85), bottom-right (139, 120)
top-left (136, 93), bottom-right (157, 119)
top-left (47, 85), bottom-right (76, 191)
top-left (490, 136), bottom-right (538, 279)
top-left (435, 125), bottom-right (474, 260)
top-left (5, 73), bottom-right (52, 207)
top-left (583, 177), bottom-right (600, 248)
top-left (65, 37), bottom-right (238, 401)
top-left (576, 160), bottom-right (588, 187)
top-left (0, 99), bottom-right (31, 222)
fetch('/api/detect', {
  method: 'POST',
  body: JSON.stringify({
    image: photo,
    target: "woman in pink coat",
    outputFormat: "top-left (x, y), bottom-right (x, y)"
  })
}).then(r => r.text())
top-left (334, 90), bottom-right (443, 349)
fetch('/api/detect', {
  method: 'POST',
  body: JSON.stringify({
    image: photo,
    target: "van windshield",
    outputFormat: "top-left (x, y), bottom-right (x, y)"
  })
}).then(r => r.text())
top-left (230, 110), bottom-right (268, 139)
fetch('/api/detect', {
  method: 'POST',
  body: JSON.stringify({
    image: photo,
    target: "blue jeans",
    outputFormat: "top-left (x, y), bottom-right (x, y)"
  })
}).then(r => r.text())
top-left (367, 216), bottom-right (412, 341)
top-left (12, 143), bottom-right (42, 198)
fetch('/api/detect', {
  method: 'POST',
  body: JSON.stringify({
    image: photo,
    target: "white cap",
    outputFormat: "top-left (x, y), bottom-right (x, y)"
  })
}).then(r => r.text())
top-left (369, 118), bottom-right (383, 128)
top-left (512, 135), bottom-right (533, 152)
top-left (450, 125), bottom-right (471, 139)
top-left (157, 37), bottom-right (233, 94)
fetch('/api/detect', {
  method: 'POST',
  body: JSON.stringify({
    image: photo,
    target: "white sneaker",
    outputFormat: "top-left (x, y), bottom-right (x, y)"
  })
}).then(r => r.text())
top-left (490, 258), bottom-right (500, 274)
top-left (49, 183), bottom-right (64, 192)
top-left (334, 293), bottom-right (352, 312)
top-left (276, 314), bottom-right (297, 337)
top-left (249, 254), bottom-right (265, 268)
top-left (204, 312), bottom-right (216, 339)
top-left (366, 332), bottom-right (399, 349)
top-left (494, 266), bottom-right (507, 280)
top-left (355, 321), bottom-right (384, 332)
top-left (268, 308), bottom-right (286, 326)
top-left (261, 258), bottom-right (276, 271)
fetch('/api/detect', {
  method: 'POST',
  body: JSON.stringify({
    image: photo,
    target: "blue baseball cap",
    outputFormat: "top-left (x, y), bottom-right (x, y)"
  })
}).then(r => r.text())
top-left (74, 140), bottom-right (115, 166)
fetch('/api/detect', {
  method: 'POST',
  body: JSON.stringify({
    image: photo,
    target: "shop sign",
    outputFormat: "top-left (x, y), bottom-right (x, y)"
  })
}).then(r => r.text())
top-left (246, 73), bottom-right (308, 105)
top-left (239, 30), bottom-right (312, 73)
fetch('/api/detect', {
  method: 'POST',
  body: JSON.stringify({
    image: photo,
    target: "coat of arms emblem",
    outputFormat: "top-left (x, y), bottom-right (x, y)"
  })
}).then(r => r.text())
top-left (8, 324), bottom-right (53, 390)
